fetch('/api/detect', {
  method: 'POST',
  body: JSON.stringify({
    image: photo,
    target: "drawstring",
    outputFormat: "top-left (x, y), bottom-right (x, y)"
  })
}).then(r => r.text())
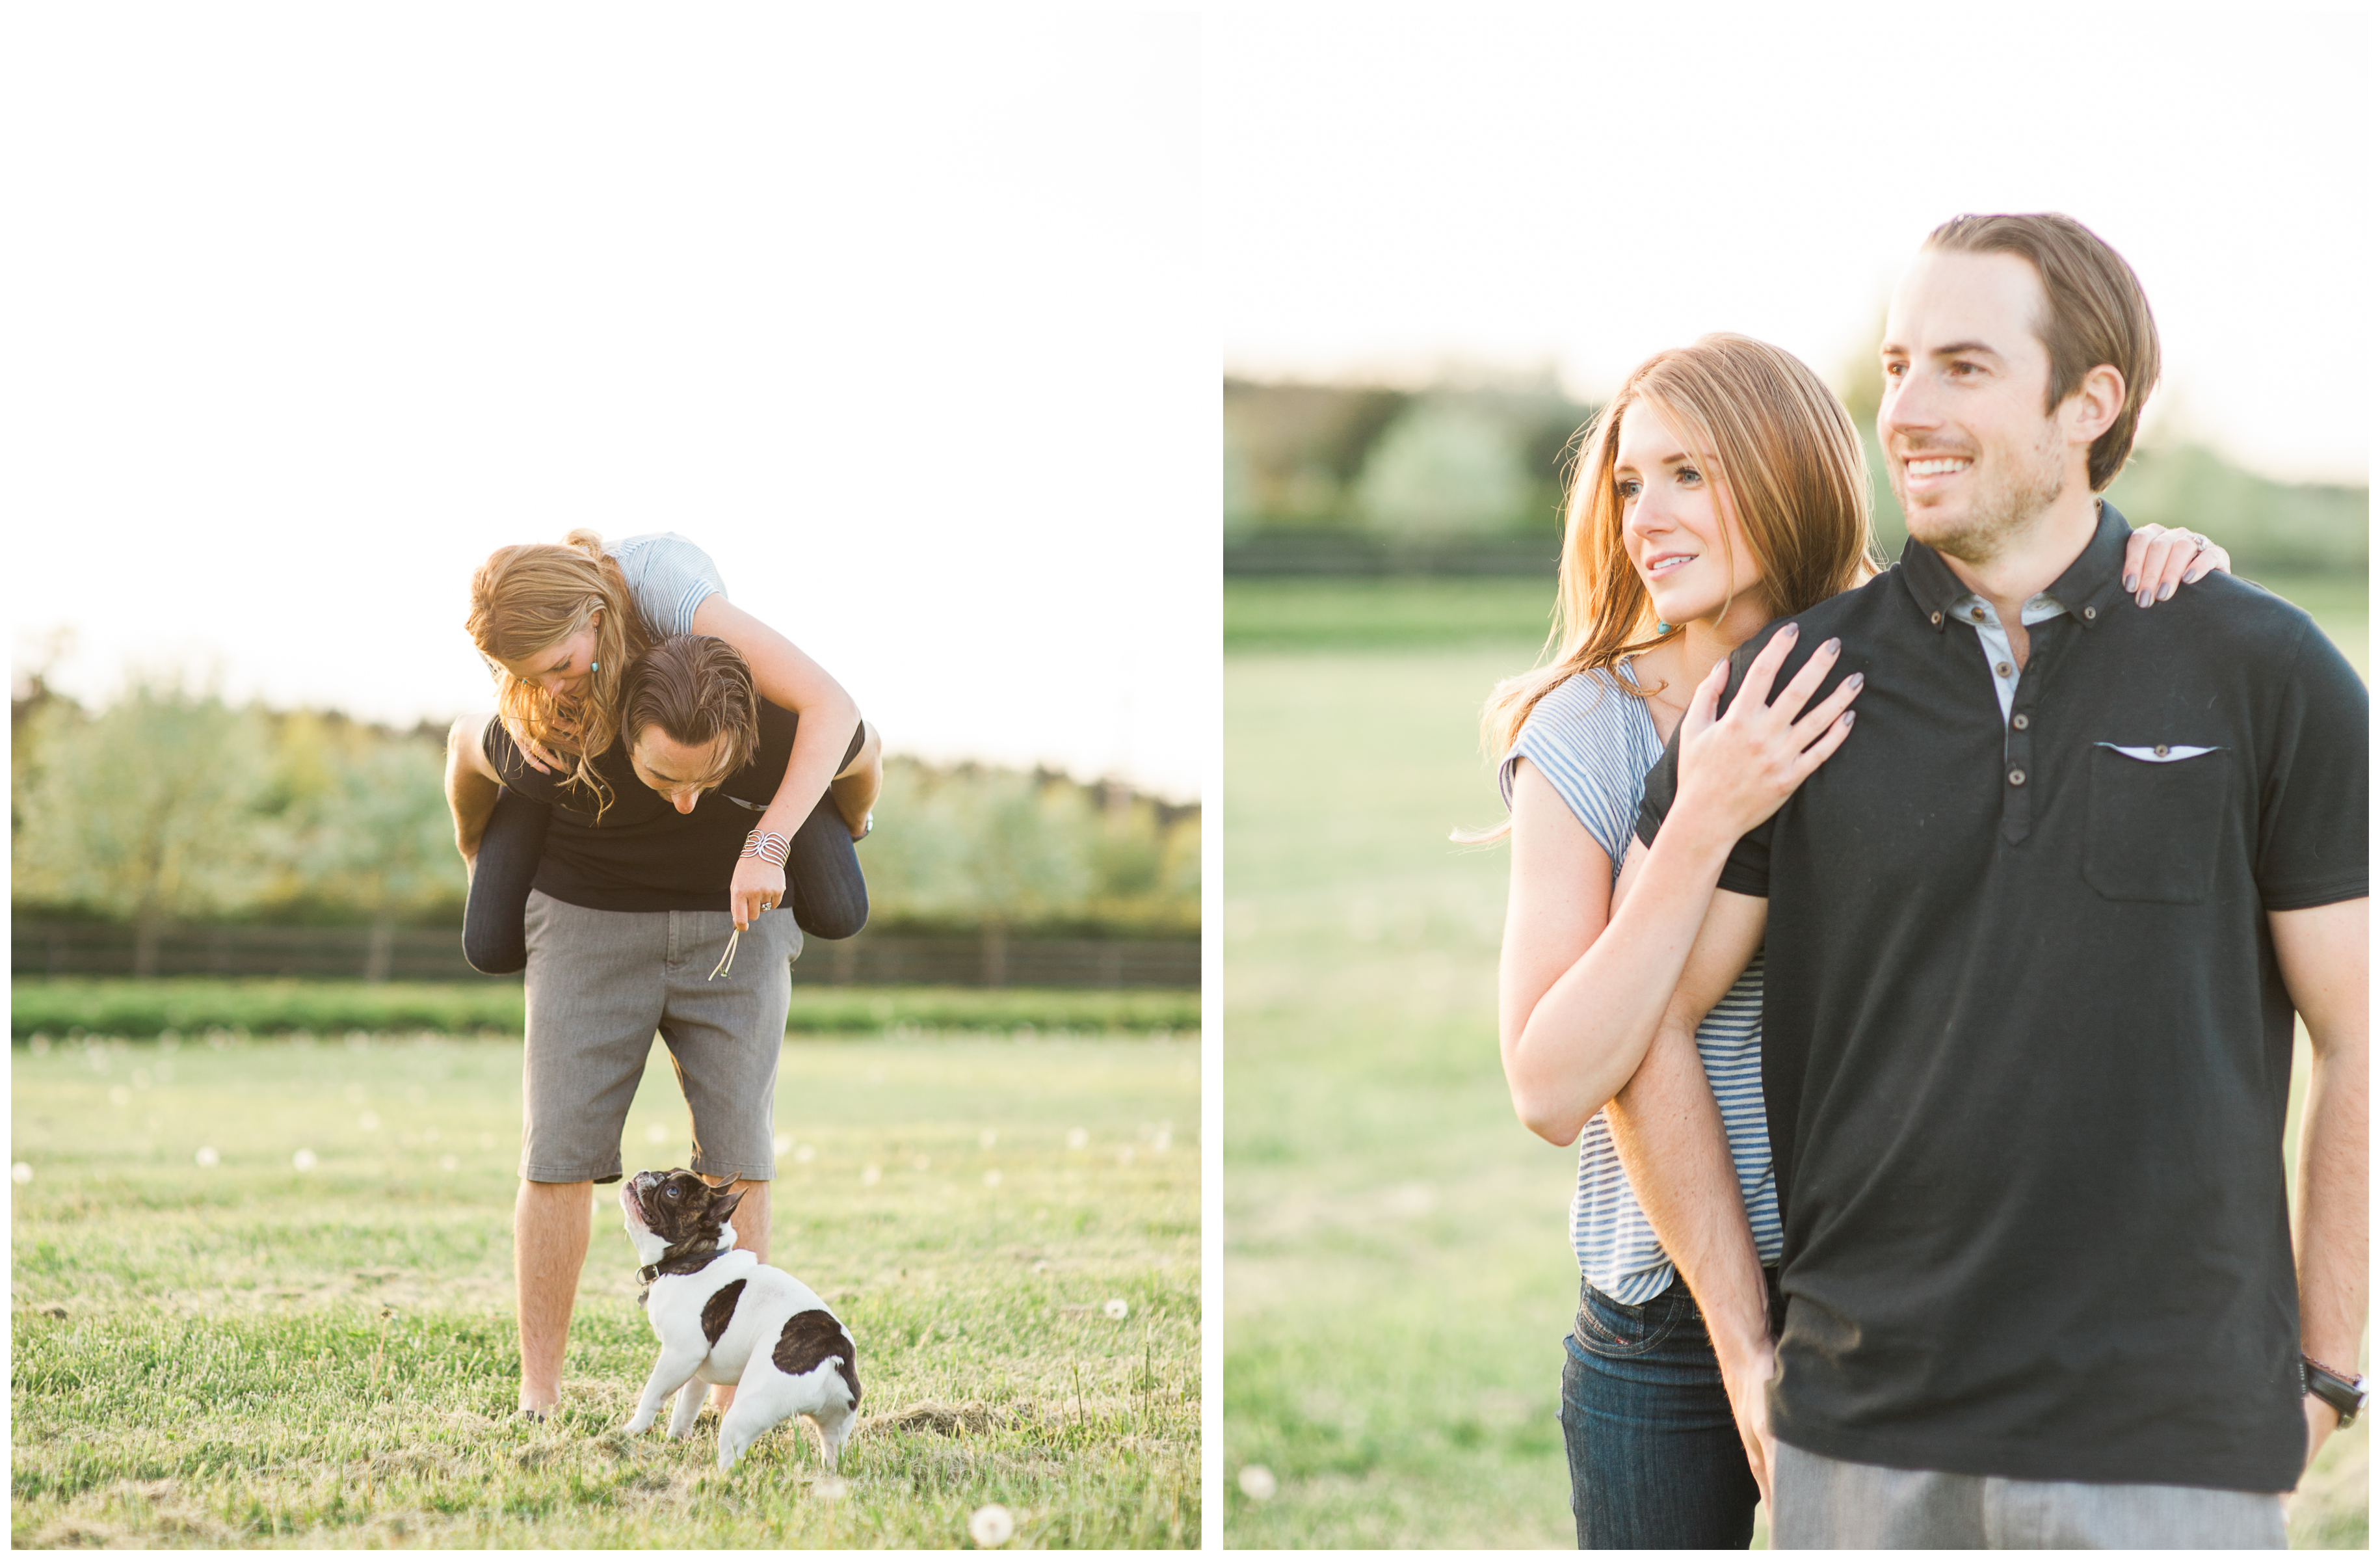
top-left (708, 927), bottom-right (741, 981)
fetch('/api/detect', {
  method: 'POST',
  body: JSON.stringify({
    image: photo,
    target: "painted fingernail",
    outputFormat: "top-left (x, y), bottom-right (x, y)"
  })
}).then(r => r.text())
top-left (2158, 581), bottom-right (2175, 601)
top-left (1841, 710), bottom-right (1855, 727)
top-left (1845, 672), bottom-right (1865, 691)
top-left (2183, 568), bottom-right (2202, 584)
top-left (1778, 622), bottom-right (1799, 639)
top-left (2123, 572), bottom-right (2138, 593)
top-left (1822, 637), bottom-right (1842, 655)
top-left (2138, 590), bottom-right (2154, 607)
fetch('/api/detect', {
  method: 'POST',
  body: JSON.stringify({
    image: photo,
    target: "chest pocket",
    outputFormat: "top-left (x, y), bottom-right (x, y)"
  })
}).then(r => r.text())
top-left (2083, 743), bottom-right (2230, 904)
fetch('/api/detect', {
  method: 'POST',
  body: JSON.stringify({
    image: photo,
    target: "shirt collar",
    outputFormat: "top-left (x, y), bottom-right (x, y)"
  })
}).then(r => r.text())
top-left (1897, 499), bottom-right (2135, 634)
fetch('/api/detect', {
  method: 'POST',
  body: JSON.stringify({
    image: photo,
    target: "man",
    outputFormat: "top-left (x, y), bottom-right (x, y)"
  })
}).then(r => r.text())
top-left (1624, 213), bottom-right (2366, 1547)
top-left (445, 634), bottom-right (860, 1419)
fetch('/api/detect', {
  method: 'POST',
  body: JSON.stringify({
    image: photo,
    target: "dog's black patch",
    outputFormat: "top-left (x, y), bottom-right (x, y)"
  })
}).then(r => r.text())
top-left (773, 1309), bottom-right (860, 1406)
top-left (702, 1279), bottom-right (746, 1346)
top-left (637, 1169), bottom-right (740, 1248)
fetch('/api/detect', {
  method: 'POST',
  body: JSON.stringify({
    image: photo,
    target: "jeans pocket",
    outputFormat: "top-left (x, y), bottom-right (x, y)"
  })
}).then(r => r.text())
top-left (2084, 743), bottom-right (2228, 904)
top-left (1574, 1280), bottom-right (1687, 1359)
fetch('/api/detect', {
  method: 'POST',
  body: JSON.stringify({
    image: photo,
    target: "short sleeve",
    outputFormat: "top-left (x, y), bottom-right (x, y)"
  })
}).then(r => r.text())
top-left (614, 533), bottom-right (726, 639)
top-left (2253, 619), bottom-right (2368, 910)
top-left (1500, 671), bottom-right (1663, 873)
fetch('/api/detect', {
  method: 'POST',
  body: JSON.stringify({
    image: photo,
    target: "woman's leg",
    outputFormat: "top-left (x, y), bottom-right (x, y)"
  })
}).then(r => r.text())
top-left (1559, 1275), bottom-right (1761, 1549)
top-left (826, 719), bottom-right (881, 840)
top-left (784, 788), bottom-right (868, 941)
top-left (462, 788), bottom-right (551, 975)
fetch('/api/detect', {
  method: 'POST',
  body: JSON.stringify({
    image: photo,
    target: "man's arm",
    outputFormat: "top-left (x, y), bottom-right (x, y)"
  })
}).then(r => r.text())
top-left (1603, 888), bottom-right (1776, 1501)
top-left (2271, 896), bottom-right (2368, 1473)
top-left (445, 714), bottom-right (505, 870)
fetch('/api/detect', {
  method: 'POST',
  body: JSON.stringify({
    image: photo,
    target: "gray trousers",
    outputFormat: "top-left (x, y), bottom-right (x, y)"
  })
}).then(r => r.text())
top-left (1772, 1439), bottom-right (2288, 1549)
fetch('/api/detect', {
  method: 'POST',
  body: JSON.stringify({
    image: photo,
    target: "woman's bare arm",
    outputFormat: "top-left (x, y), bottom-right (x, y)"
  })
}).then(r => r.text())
top-left (1503, 630), bottom-right (1858, 1145)
top-left (689, 596), bottom-right (864, 927)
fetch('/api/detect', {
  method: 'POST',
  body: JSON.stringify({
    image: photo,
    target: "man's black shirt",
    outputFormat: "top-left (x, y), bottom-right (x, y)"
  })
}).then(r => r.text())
top-left (483, 702), bottom-right (801, 913)
top-left (1636, 503), bottom-right (2366, 1491)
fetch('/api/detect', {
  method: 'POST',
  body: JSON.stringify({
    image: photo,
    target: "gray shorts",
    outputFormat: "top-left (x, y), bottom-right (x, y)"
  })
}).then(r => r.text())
top-left (1772, 1437), bottom-right (2288, 1549)
top-left (518, 890), bottom-right (799, 1186)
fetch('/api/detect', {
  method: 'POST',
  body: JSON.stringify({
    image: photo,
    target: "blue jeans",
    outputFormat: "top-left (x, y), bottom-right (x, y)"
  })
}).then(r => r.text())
top-left (1559, 1270), bottom-right (1783, 1550)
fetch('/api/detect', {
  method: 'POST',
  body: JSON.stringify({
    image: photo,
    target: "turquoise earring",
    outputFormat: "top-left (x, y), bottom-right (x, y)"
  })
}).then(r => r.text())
top-left (590, 660), bottom-right (600, 672)
top-left (1656, 621), bottom-right (1671, 635)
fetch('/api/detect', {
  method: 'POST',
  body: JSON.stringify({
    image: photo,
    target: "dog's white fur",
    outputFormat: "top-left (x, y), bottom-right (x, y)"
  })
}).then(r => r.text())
top-left (617, 1173), bottom-right (860, 1473)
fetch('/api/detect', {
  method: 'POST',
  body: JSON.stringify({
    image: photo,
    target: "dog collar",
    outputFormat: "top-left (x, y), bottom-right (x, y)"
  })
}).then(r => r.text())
top-left (640, 1242), bottom-right (732, 1282)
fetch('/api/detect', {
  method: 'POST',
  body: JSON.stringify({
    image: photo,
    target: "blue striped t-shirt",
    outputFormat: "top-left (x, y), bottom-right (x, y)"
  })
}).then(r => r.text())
top-left (1499, 665), bottom-right (1782, 1303)
top-left (610, 532), bottom-right (726, 639)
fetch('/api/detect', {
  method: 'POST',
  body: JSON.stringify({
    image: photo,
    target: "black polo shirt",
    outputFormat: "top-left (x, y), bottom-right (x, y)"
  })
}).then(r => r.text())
top-left (483, 702), bottom-right (802, 913)
top-left (1636, 501), bottom-right (2366, 1493)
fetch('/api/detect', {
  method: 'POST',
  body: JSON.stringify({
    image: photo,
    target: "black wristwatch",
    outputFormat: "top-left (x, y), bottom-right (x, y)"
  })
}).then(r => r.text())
top-left (2301, 1355), bottom-right (2367, 1430)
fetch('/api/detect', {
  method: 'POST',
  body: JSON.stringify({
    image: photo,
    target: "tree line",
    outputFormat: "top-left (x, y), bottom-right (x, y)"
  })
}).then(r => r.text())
top-left (12, 674), bottom-right (1199, 974)
top-left (1226, 371), bottom-right (2368, 575)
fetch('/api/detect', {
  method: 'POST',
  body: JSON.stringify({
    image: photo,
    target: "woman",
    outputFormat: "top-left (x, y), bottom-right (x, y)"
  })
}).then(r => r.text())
top-left (460, 530), bottom-right (881, 971)
top-left (1483, 334), bottom-right (2223, 1548)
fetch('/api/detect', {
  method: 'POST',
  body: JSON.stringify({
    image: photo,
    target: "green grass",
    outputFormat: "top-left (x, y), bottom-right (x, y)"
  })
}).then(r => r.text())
top-left (12, 979), bottom-right (1200, 1043)
top-left (1221, 635), bottom-right (2365, 1549)
top-left (12, 1030), bottom-right (1200, 1548)
top-left (1225, 570), bottom-right (2366, 673)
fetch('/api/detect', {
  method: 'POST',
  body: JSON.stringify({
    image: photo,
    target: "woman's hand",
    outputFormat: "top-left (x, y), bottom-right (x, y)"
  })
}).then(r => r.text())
top-left (2122, 523), bottom-right (2231, 609)
top-left (1670, 624), bottom-right (1862, 849)
top-left (730, 857), bottom-right (787, 932)
top-left (500, 706), bottom-right (577, 775)
top-left (1719, 1339), bottom-right (1780, 1511)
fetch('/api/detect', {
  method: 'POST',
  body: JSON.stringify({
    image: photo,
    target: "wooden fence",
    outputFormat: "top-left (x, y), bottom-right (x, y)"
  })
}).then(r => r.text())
top-left (11, 922), bottom-right (1200, 989)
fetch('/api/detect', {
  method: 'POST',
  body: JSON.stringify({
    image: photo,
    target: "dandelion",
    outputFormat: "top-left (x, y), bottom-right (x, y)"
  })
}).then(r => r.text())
top-left (1239, 1464), bottom-right (1278, 1501)
top-left (979, 1128), bottom-right (998, 1149)
top-left (645, 1123), bottom-right (668, 1144)
top-left (984, 1170), bottom-right (1003, 1188)
top-left (773, 1133), bottom-right (793, 1155)
top-left (968, 1503), bottom-right (1014, 1546)
top-left (10, 1163), bottom-right (32, 1184)
top-left (440, 1155), bottom-right (458, 1171)
top-left (1066, 1128), bottom-right (1089, 1151)
top-left (813, 1474), bottom-right (849, 1502)
top-left (861, 1165), bottom-right (881, 1186)
top-left (194, 1147), bottom-right (220, 1169)
top-left (1104, 1298), bottom-right (1129, 1321)
top-left (29, 1033), bottom-right (51, 1055)
top-left (795, 1144), bottom-right (817, 1164)
top-left (1152, 1127), bottom-right (1172, 1153)
top-left (109, 1086), bottom-right (132, 1107)
top-left (912, 1154), bottom-right (932, 1171)
top-left (293, 1149), bottom-right (318, 1172)
top-left (359, 1112), bottom-right (380, 1132)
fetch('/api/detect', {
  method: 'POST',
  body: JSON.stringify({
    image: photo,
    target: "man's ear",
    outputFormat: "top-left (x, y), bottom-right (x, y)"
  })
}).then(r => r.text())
top-left (2063, 363), bottom-right (2124, 447)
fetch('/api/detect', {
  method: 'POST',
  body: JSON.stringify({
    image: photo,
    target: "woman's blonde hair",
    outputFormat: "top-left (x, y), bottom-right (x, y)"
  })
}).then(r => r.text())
top-left (465, 529), bottom-right (654, 812)
top-left (1479, 334), bottom-right (1876, 821)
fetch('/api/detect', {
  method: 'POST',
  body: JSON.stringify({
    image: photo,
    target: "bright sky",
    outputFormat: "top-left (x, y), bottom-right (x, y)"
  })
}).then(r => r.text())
top-left (8, 8), bottom-right (1211, 800)
top-left (1210, 8), bottom-right (2371, 487)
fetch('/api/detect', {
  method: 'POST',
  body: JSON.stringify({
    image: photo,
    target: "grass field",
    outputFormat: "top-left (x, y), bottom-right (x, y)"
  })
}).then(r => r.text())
top-left (1221, 576), bottom-right (2367, 1549)
top-left (12, 1028), bottom-right (1200, 1548)
top-left (11, 979), bottom-right (1200, 1043)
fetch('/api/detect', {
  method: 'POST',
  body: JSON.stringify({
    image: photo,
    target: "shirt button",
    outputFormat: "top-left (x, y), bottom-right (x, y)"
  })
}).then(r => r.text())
top-left (2011, 714), bottom-right (2030, 731)
top-left (1995, 661), bottom-right (2013, 678)
top-left (1930, 611), bottom-right (1944, 626)
top-left (2154, 743), bottom-right (2169, 758)
top-left (2082, 606), bottom-right (2098, 620)
top-left (1970, 607), bottom-right (1986, 620)
top-left (2009, 768), bottom-right (2027, 786)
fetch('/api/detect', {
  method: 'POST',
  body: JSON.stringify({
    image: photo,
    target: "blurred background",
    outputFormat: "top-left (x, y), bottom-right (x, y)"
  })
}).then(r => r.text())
top-left (1215, 9), bottom-right (2368, 1549)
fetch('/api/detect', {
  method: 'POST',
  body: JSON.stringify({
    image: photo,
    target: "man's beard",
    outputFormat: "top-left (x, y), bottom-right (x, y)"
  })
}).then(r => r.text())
top-left (1892, 418), bottom-right (2067, 567)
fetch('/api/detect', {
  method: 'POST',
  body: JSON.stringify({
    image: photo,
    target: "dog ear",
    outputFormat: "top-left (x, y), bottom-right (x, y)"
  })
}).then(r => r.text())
top-left (710, 1188), bottom-right (745, 1225)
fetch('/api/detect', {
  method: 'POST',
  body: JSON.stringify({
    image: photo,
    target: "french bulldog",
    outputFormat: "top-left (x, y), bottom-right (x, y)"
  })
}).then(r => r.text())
top-left (617, 1167), bottom-right (861, 1473)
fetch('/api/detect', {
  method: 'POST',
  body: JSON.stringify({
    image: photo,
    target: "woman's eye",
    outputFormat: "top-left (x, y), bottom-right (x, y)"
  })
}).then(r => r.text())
top-left (1676, 467), bottom-right (1702, 485)
top-left (1616, 479), bottom-right (1641, 500)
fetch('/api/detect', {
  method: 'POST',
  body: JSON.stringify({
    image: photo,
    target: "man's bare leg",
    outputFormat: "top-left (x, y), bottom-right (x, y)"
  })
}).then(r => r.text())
top-left (516, 1178), bottom-right (593, 1415)
top-left (706, 1177), bottom-right (771, 1411)
top-left (830, 721), bottom-right (882, 840)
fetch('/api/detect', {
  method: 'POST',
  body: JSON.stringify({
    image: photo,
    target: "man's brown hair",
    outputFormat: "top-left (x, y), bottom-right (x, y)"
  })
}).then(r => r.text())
top-left (622, 634), bottom-right (760, 784)
top-left (1924, 213), bottom-right (2161, 491)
